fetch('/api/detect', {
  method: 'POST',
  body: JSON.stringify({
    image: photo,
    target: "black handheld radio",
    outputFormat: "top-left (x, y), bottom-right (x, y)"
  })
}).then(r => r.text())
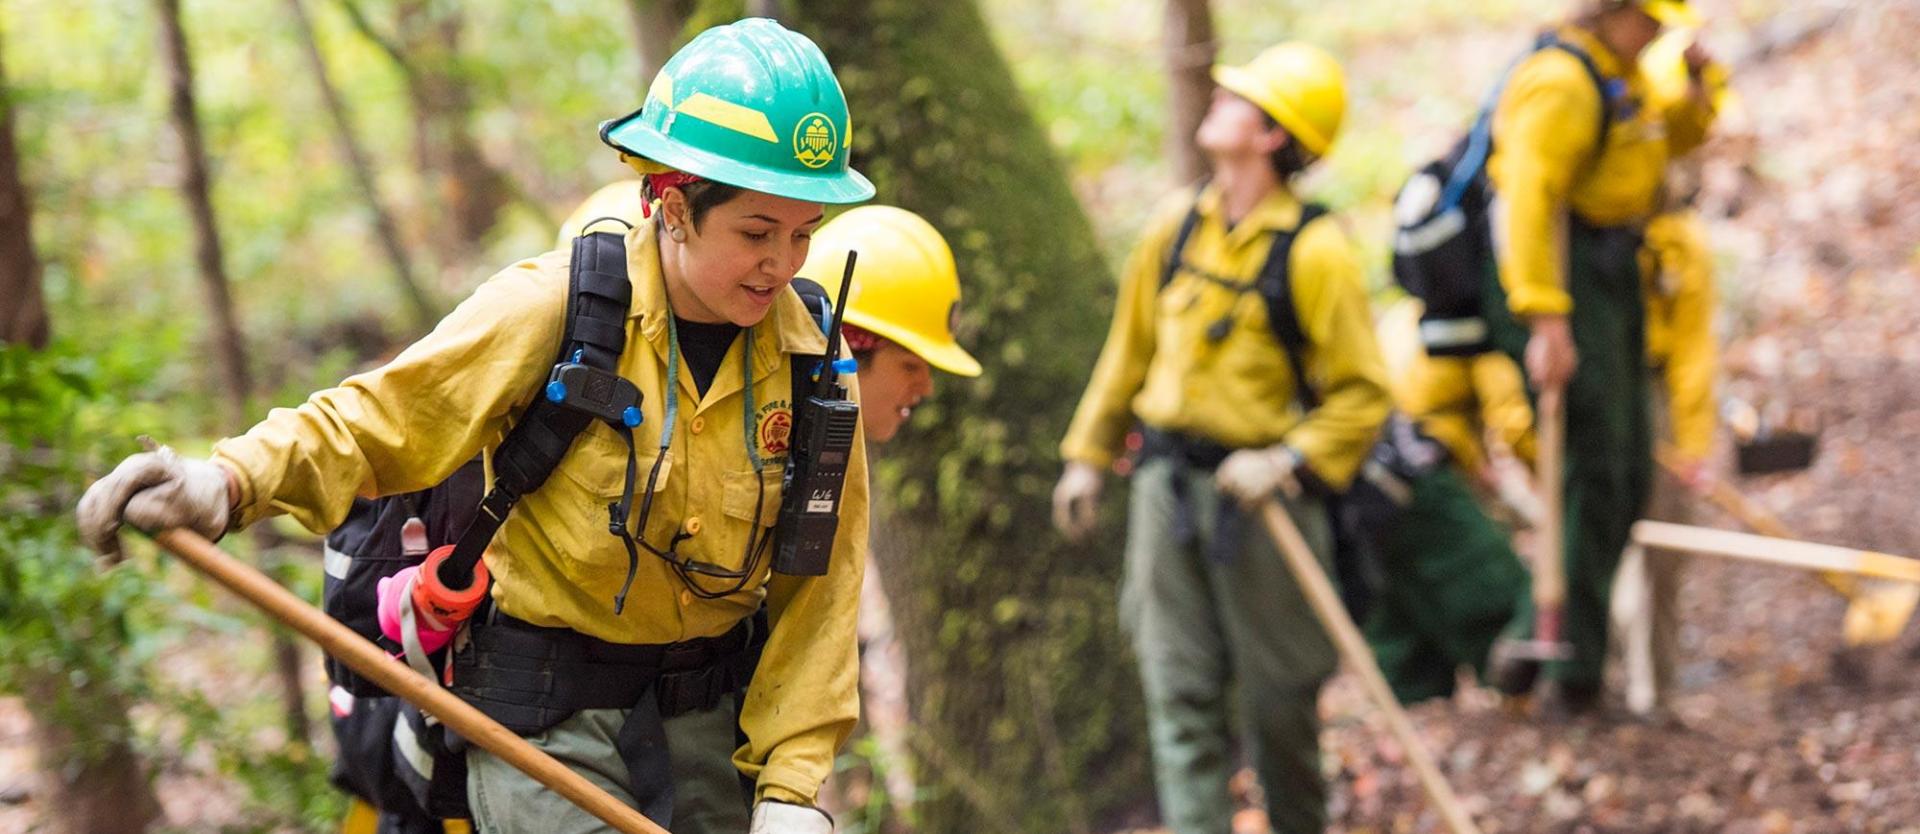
top-left (774, 252), bottom-right (863, 576)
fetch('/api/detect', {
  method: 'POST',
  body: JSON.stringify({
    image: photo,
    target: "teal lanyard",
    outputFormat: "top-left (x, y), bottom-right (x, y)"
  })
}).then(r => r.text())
top-left (658, 316), bottom-right (760, 468)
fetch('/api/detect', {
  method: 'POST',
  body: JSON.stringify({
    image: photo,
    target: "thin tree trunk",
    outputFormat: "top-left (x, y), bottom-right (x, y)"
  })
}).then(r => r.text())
top-left (26, 682), bottom-right (162, 834)
top-left (338, 0), bottom-right (511, 259)
top-left (1162, 0), bottom-right (1215, 185)
top-left (152, 0), bottom-right (310, 750)
top-left (285, 0), bottom-right (436, 333)
top-left (0, 31), bottom-right (46, 350)
top-left (626, 0), bottom-right (691, 89)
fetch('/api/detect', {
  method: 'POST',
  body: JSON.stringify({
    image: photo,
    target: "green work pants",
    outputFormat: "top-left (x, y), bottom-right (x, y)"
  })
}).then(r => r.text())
top-left (1485, 219), bottom-right (1654, 689)
top-left (1363, 466), bottom-right (1531, 704)
top-left (466, 696), bottom-right (750, 834)
top-left (1122, 455), bottom-right (1338, 834)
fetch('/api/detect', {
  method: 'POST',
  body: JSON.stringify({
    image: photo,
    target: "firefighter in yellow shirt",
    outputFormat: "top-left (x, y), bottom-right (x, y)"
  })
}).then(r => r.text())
top-left (78, 20), bottom-right (871, 834)
top-left (1632, 204), bottom-right (1718, 707)
top-left (1481, 0), bottom-right (1726, 711)
top-left (1359, 313), bottom-right (1537, 704)
top-left (1051, 43), bottom-right (1391, 834)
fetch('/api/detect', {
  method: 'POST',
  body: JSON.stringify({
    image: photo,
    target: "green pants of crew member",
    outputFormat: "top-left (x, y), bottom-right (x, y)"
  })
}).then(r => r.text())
top-left (1363, 466), bottom-right (1531, 704)
top-left (1123, 455), bottom-right (1338, 834)
top-left (1486, 219), bottom-right (1654, 690)
top-left (466, 696), bottom-right (750, 834)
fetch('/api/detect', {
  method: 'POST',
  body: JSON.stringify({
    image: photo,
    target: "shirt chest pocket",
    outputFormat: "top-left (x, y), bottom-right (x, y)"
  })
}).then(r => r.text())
top-left (544, 427), bottom-right (667, 570)
top-left (679, 464), bottom-right (784, 577)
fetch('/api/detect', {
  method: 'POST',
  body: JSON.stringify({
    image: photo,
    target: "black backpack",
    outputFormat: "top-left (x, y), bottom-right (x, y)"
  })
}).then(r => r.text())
top-left (321, 228), bottom-right (839, 822)
top-left (1389, 33), bottom-right (1617, 356)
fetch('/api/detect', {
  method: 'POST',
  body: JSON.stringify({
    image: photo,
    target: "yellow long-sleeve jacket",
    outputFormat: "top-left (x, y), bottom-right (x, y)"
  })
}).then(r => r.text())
top-left (1641, 209), bottom-right (1718, 459)
top-left (212, 221), bottom-right (866, 805)
top-left (1061, 184), bottom-right (1392, 490)
top-left (1489, 26), bottom-right (1723, 317)
top-left (1396, 349), bottom-right (1536, 480)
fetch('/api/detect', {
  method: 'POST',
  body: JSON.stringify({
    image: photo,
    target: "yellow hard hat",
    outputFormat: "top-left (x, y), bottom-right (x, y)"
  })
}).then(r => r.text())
top-left (1637, 0), bottom-right (1701, 29)
top-left (1210, 42), bottom-right (1347, 157)
top-left (556, 180), bottom-right (649, 248)
top-left (796, 206), bottom-right (982, 377)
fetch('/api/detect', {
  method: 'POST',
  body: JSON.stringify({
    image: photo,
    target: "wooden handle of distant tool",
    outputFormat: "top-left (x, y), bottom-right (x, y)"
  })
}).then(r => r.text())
top-left (1632, 521), bottom-right (1920, 583)
top-left (1652, 442), bottom-right (1855, 597)
top-left (1534, 387), bottom-right (1567, 609)
top-left (151, 530), bottom-right (667, 834)
top-left (1256, 502), bottom-right (1483, 834)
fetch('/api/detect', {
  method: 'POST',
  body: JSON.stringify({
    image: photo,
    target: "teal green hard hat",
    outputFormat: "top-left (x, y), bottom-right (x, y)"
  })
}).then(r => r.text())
top-left (599, 18), bottom-right (874, 205)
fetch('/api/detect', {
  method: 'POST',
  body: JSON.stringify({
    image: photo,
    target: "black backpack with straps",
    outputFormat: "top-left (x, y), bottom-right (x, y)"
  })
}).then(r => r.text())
top-left (1389, 32), bottom-right (1618, 356)
top-left (321, 227), bottom-right (837, 822)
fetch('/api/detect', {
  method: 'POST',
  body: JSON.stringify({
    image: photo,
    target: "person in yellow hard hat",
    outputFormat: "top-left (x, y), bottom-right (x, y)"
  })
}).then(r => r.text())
top-left (796, 205), bottom-right (983, 442)
top-left (1052, 42), bottom-right (1391, 834)
top-left (1479, 0), bottom-right (1726, 713)
top-left (80, 19), bottom-right (875, 834)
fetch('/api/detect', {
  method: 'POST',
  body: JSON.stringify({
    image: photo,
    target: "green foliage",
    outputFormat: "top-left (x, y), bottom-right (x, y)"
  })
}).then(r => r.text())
top-left (0, 342), bottom-right (161, 766)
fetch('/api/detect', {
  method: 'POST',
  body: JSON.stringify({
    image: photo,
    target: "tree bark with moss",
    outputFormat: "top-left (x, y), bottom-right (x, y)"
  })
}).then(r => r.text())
top-left (751, 3), bottom-right (1152, 831)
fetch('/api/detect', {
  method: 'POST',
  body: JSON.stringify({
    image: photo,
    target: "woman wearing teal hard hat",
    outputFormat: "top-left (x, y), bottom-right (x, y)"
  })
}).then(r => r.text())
top-left (78, 18), bottom-right (872, 834)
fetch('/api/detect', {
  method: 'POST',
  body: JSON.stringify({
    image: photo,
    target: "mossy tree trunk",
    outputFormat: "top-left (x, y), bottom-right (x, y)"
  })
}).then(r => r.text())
top-left (783, 3), bottom-right (1151, 831)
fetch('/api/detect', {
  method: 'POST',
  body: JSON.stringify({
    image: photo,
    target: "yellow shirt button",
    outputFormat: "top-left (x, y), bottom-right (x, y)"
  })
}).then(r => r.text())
top-left (684, 516), bottom-right (704, 536)
top-left (690, 416), bottom-right (706, 435)
top-left (680, 589), bottom-right (693, 606)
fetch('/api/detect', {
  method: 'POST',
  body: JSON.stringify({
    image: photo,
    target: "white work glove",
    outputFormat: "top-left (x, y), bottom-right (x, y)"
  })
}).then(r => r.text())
top-left (1051, 461), bottom-right (1104, 542)
top-left (76, 445), bottom-right (233, 559)
top-left (1215, 445), bottom-right (1304, 508)
top-left (748, 801), bottom-right (833, 834)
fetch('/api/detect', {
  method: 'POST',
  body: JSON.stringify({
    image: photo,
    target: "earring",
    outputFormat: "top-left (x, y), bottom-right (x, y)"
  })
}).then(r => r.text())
top-left (668, 226), bottom-right (687, 242)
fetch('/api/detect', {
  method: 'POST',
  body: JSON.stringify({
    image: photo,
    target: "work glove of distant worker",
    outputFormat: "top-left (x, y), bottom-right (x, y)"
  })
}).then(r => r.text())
top-left (1215, 444), bottom-right (1305, 509)
top-left (1051, 461), bottom-right (1104, 542)
top-left (76, 445), bottom-right (233, 559)
top-left (748, 801), bottom-right (833, 834)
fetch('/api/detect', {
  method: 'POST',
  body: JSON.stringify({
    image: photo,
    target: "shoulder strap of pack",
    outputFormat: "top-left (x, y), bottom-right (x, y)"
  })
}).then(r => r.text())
top-left (1539, 33), bottom-right (1617, 146)
top-left (448, 230), bottom-right (634, 570)
top-left (1159, 184), bottom-right (1208, 290)
top-left (1439, 33), bottom-right (1618, 213)
top-left (1257, 204), bottom-right (1330, 411)
top-left (787, 278), bottom-right (835, 402)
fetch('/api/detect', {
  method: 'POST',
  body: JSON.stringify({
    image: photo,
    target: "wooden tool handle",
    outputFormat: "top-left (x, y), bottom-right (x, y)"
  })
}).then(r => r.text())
top-left (1256, 503), bottom-right (1484, 834)
top-left (1534, 386), bottom-right (1567, 609)
top-left (152, 530), bottom-right (668, 834)
top-left (1631, 520), bottom-right (1920, 583)
top-left (1652, 442), bottom-right (1857, 597)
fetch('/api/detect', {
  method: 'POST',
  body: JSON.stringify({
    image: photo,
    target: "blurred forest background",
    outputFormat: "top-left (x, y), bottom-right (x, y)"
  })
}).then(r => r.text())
top-left (4, 0), bottom-right (1920, 832)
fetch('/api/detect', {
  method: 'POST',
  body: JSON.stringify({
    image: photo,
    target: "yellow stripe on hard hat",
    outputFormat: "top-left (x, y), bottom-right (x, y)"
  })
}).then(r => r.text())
top-left (675, 93), bottom-right (781, 144)
top-left (644, 71), bottom-right (780, 145)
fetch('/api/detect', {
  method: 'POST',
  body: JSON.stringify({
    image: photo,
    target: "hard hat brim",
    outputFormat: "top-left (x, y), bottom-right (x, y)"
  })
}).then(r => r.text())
top-left (845, 310), bottom-right (983, 377)
top-left (1210, 65), bottom-right (1332, 157)
top-left (603, 117), bottom-right (876, 205)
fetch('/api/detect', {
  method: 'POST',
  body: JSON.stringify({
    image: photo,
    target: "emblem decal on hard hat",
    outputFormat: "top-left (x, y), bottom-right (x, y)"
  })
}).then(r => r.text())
top-left (793, 113), bottom-right (839, 169)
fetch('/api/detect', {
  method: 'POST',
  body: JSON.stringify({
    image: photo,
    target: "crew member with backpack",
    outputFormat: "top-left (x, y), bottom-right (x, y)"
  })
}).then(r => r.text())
top-left (78, 19), bottom-right (873, 834)
top-left (1392, 0), bottom-right (1723, 712)
top-left (1051, 42), bottom-right (1391, 834)
top-left (324, 192), bottom-right (985, 834)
